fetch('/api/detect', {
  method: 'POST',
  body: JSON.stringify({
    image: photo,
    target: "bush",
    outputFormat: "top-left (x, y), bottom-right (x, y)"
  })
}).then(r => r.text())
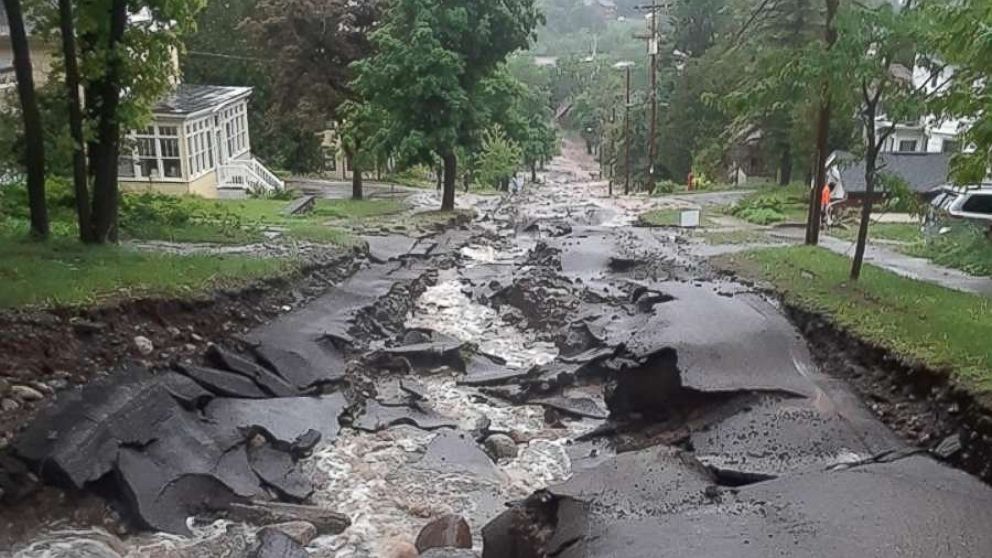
top-left (653, 180), bottom-right (679, 195)
top-left (910, 223), bottom-right (992, 277)
top-left (119, 194), bottom-right (254, 241)
top-left (0, 177), bottom-right (76, 223)
top-left (730, 194), bottom-right (786, 224)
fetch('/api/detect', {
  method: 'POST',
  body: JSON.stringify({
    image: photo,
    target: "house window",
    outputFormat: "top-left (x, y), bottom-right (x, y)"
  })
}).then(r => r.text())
top-left (942, 140), bottom-right (961, 154)
top-left (186, 117), bottom-right (215, 178)
top-left (222, 102), bottom-right (249, 159)
top-left (898, 140), bottom-right (918, 152)
top-left (132, 124), bottom-right (183, 179)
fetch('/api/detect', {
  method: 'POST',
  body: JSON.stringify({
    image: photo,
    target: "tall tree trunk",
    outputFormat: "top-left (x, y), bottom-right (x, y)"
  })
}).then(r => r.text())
top-left (435, 163), bottom-right (443, 191)
top-left (805, 0), bottom-right (839, 246)
top-left (531, 161), bottom-right (537, 183)
top-left (3, 0), bottom-right (48, 239)
top-left (441, 152), bottom-right (456, 211)
top-left (852, 86), bottom-right (884, 281)
top-left (345, 147), bottom-right (362, 200)
top-left (87, 0), bottom-right (127, 243)
top-left (351, 163), bottom-right (363, 200)
top-left (778, 144), bottom-right (792, 186)
top-left (57, 0), bottom-right (92, 242)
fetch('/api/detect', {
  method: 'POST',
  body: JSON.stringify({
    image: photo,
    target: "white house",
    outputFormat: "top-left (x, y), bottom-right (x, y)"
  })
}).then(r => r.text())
top-left (119, 84), bottom-right (283, 198)
top-left (876, 65), bottom-right (969, 155)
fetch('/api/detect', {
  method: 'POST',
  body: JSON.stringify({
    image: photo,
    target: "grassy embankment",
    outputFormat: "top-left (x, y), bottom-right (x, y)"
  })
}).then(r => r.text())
top-left (0, 183), bottom-right (406, 308)
top-left (718, 246), bottom-right (992, 393)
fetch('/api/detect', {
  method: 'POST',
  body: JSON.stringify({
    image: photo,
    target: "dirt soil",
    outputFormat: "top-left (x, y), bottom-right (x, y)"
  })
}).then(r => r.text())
top-left (785, 304), bottom-right (992, 482)
top-left (0, 246), bottom-right (362, 448)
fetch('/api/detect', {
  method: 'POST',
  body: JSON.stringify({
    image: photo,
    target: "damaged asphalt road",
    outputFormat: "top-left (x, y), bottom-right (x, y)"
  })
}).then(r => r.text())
top-left (5, 152), bottom-right (992, 557)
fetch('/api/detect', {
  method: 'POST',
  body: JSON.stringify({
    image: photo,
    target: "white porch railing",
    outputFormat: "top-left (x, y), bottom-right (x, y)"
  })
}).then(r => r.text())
top-left (217, 158), bottom-right (284, 194)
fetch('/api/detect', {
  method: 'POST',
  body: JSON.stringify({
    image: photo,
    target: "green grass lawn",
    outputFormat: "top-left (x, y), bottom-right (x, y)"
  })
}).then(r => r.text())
top-left (121, 196), bottom-right (406, 245)
top-left (717, 246), bottom-right (992, 393)
top-left (828, 222), bottom-right (922, 244)
top-left (0, 235), bottom-right (294, 308)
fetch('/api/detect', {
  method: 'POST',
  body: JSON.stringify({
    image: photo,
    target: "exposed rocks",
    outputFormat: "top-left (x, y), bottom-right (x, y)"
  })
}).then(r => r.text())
top-left (483, 434), bottom-right (519, 460)
top-left (415, 514), bottom-right (473, 552)
top-left (1, 399), bottom-right (19, 412)
top-left (226, 502), bottom-right (350, 535)
top-left (10, 385), bottom-right (44, 402)
top-left (133, 336), bottom-right (154, 356)
top-left (933, 432), bottom-right (964, 460)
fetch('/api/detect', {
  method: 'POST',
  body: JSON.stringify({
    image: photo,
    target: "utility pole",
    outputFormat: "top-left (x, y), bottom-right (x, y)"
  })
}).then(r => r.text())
top-left (624, 64), bottom-right (632, 195)
top-left (805, 0), bottom-right (840, 246)
top-left (635, 1), bottom-right (666, 189)
top-left (648, 0), bottom-right (658, 188)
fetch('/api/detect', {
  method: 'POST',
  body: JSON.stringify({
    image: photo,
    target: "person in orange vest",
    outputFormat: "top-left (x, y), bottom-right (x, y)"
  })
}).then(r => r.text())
top-left (821, 181), bottom-right (836, 226)
top-left (687, 171), bottom-right (695, 191)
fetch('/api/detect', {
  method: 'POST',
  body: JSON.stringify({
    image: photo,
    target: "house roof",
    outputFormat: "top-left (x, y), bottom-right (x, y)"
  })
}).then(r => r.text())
top-left (833, 151), bottom-right (952, 194)
top-left (152, 85), bottom-right (252, 117)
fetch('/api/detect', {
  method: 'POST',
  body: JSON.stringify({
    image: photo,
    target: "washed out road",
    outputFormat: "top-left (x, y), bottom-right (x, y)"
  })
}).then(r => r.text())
top-left (6, 141), bottom-right (992, 557)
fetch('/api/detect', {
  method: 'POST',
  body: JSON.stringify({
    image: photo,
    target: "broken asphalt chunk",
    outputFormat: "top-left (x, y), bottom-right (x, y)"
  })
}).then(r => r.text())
top-left (534, 396), bottom-right (608, 420)
top-left (353, 400), bottom-right (457, 432)
top-left (250, 528), bottom-right (310, 558)
top-left (415, 430), bottom-right (504, 483)
top-left (205, 393), bottom-right (347, 449)
top-left (15, 366), bottom-right (189, 489)
top-left (249, 444), bottom-right (314, 503)
top-left (459, 354), bottom-right (532, 387)
top-left (384, 336), bottom-right (465, 371)
top-left (253, 344), bottom-right (343, 390)
top-left (206, 345), bottom-right (298, 397)
top-left (176, 364), bottom-right (270, 399)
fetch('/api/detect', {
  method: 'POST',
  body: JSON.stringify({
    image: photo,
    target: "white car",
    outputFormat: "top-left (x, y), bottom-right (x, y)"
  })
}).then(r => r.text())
top-left (924, 185), bottom-right (992, 237)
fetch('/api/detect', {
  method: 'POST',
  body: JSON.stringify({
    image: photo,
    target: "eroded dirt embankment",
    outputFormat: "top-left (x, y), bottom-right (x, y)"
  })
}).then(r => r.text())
top-left (785, 305), bottom-right (992, 483)
top-left (0, 247), bottom-right (361, 459)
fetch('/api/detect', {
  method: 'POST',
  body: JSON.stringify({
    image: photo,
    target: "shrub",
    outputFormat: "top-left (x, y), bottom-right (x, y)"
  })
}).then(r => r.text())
top-left (119, 194), bottom-right (253, 240)
top-left (653, 180), bottom-right (679, 195)
top-left (731, 194), bottom-right (786, 224)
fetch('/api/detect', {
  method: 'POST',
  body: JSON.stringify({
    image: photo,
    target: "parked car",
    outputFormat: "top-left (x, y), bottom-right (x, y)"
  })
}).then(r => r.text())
top-left (923, 185), bottom-right (992, 238)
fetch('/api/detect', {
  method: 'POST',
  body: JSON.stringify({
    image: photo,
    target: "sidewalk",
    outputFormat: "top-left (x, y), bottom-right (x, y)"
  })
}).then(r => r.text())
top-left (768, 228), bottom-right (992, 296)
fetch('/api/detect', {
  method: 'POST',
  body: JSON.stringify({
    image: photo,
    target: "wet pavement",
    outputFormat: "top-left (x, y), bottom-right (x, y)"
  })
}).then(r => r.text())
top-left (5, 140), bottom-right (992, 557)
top-left (769, 227), bottom-right (992, 296)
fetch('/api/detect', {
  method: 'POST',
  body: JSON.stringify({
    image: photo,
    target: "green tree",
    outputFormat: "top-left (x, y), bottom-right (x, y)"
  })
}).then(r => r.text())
top-left (927, 0), bottom-right (992, 185)
top-left (2, 0), bottom-right (48, 238)
top-left (829, 3), bottom-right (926, 280)
top-left (241, 0), bottom-right (380, 178)
top-left (475, 125), bottom-right (522, 190)
top-left (353, 0), bottom-right (542, 211)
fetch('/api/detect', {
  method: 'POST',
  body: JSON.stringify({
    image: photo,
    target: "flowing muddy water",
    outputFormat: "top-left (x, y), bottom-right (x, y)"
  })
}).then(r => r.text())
top-left (307, 242), bottom-right (599, 556)
top-left (9, 187), bottom-right (599, 557)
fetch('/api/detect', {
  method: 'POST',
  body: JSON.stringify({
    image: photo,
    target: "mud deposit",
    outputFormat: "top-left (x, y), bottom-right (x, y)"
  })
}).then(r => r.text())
top-left (4, 143), bottom-right (992, 557)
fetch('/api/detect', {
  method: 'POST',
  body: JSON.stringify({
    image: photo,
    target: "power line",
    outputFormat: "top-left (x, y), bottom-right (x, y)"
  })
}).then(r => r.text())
top-left (186, 50), bottom-right (269, 62)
